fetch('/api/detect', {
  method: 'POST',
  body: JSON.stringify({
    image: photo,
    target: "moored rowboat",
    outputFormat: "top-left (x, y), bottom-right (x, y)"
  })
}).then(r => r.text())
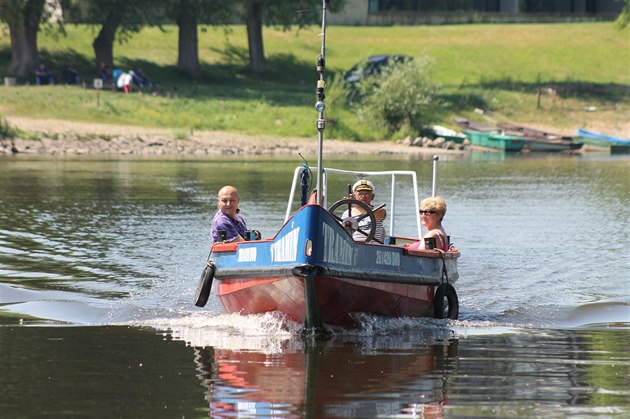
top-left (456, 118), bottom-right (525, 151)
top-left (499, 123), bottom-right (584, 152)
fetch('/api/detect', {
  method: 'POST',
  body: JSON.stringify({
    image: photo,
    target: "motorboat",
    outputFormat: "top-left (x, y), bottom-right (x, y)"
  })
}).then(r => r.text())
top-left (195, 166), bottom-right (461, 330)
top-left (194, 1), bottom-right (461, 332)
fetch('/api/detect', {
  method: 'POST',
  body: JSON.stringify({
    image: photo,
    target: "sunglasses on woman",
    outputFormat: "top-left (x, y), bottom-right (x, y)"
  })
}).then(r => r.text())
top-left (419, 210), bottom-right (436, 215)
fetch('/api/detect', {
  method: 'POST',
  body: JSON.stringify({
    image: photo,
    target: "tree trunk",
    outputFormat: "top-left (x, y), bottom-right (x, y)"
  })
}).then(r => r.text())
top-left (245, 0), bottom-right (265, 73)
top-left (92, 9), bottom-right (125, 69)
top-left (177, 1), bottom-right (200, 76)
top-left (6, 0), bottom-right (45, 78)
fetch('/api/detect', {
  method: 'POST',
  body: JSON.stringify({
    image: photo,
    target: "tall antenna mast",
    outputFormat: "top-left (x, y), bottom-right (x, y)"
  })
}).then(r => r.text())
top-left (431, 155), bottom-right (439, 197)
top-left (314, 0), bottom-right (328, 205)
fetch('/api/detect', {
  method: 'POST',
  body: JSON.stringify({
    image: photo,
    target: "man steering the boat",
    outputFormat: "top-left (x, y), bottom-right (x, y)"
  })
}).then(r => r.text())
top-left (211, 185), bottom-right (247, 243)
top-left (342, 180), bottom-right (387, 243)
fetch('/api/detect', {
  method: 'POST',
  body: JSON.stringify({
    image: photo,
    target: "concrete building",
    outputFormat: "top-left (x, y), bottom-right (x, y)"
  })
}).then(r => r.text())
top-left (330, 0), bottom-right (624, 25)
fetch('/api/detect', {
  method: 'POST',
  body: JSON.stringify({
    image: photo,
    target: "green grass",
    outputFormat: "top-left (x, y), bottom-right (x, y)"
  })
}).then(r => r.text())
top-left (0, 22), bottom-right (628, 140)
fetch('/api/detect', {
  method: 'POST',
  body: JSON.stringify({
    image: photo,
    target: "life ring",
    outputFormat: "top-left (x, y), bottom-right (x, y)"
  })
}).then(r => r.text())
top-left (194, 262), bottom-right (215, 307)
top-left (433, 283), bottom-right (459, 320)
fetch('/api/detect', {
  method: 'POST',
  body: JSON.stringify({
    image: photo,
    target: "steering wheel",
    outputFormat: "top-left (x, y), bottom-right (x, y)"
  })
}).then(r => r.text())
top-left (328, 198), bottom-right (380, 243)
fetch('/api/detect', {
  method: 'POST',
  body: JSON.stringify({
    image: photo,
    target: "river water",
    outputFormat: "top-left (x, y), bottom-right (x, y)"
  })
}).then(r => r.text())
top-left (1, 151), bottom-right (628, 418)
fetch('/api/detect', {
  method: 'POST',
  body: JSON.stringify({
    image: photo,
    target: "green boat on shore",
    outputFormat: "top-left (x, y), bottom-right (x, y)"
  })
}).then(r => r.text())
top-left (456, 118), bottom-right (525, 151)
top-left (463, 129), bottom-right (526, 151)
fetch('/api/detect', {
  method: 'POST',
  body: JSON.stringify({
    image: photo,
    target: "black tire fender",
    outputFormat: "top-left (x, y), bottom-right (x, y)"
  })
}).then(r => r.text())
top-left (194, 262), bottom-right (215, 307)
top-left (433, 283), bottom-right (459, 320)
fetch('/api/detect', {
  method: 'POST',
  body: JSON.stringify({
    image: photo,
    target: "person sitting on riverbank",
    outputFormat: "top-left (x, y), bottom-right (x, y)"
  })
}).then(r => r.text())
top-left (408, 196), bottom-right (449, 251)
top-left (97, 63), bottom-right (111, 82)
top-left (211, 185), bottom-right (248, 243)
top-left (35, 64), bottom-right (54, 85)
top-left (62, 65), bottom-right (80, 85)
top-left (130, 68), bottom-right (152, 89)
top-left (113, 69), bottom-right (134, 93)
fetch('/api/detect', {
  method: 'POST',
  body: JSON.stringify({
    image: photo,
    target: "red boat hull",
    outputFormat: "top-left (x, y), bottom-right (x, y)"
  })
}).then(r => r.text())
top-left (217, 275), bottom-right (435, 325)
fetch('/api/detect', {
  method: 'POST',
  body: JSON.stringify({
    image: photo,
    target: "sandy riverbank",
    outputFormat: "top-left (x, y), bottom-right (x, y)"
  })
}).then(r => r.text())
top-left (0, 116), bottom-right (612, 157)
top-left (1, 117), bottom-right (469, 157)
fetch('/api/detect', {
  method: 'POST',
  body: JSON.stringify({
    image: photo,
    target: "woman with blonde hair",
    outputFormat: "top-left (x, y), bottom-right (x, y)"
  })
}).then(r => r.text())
top-left (408, 196), bottom-right (448, 251)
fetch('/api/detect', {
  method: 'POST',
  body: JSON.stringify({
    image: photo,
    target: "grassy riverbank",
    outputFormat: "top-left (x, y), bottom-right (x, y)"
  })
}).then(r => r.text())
top-left (1, 23), bottom-right (628, 140)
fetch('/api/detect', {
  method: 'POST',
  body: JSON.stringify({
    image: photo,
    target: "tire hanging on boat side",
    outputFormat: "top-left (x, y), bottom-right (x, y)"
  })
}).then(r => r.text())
top-left (194, 262), bottom-right (216, 307)
top-left (433, 283), bottom-right (459, 320)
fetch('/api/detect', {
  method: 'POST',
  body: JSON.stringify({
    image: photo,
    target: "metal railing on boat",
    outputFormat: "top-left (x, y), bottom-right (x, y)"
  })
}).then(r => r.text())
top-left (285, 167), bottom-right (423, 239)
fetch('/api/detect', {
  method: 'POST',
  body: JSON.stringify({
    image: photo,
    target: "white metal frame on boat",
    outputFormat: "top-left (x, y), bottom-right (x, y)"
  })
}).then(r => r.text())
top-left (285, 167), bottom-right (423, 239)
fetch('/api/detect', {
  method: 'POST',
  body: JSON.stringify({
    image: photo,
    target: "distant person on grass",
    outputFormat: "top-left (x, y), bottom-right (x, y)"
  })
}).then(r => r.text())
top-left (97, 62), bottom-right (111, 82)
top-left (35, 64), bottom-right (54, 85)
top-left (130, 68), bottom-right (152, 89)
top-left (117, 73), bottom-right (134, 93)
top-left (62, 66), bottom-right (80, 85)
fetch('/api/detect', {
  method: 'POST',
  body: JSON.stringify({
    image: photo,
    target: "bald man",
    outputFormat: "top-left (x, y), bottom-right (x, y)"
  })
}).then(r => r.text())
top-left (210, 185), bottom-right (248, 243)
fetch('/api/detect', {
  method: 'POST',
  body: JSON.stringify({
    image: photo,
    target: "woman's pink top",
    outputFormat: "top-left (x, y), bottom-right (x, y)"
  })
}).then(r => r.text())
top-left (407, 229), bottom-right (449, 251)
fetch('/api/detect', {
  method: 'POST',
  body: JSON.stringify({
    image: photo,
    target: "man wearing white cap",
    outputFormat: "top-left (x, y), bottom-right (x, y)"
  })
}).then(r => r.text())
top-left (342, 179), bottom-right (386, 242)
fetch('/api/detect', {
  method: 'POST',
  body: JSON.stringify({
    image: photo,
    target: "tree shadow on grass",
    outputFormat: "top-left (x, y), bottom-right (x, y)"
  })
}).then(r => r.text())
top-left (438, 92), bottom-right (489, 113)
top-left (0, 49), bottom-right (94, 85)
top-left (1, 44), bottom-right (314, 107)
top-left (207, 45), bottom-right (315, 85)
top-left (91, 45), bottom-right (315, 105)
top-left (471, 78), bottom-right (630, 103)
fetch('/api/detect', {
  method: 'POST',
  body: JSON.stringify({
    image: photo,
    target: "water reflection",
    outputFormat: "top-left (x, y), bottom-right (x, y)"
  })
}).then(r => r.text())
top-left (193, 339), bottom-right (454, 418)
top-left (184, 325), bottom-right (630, 418)
top-left (0, 307), bottom-right (628, 417)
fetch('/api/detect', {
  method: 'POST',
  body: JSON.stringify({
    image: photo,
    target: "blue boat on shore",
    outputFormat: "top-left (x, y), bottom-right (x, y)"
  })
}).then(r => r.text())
top-left (577, 129), bottom-right (630, 154)
top-left (576, 129), bottom-right (630, 146)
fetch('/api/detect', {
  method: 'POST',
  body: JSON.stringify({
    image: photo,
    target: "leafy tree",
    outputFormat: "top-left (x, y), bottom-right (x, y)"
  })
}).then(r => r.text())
top-left (67, 0), bottom-right (235, 76)
top-left (166, 0), bottom-right (235, 76)
top-left (175, 0), bottom-right (201, 76)
top-left (65, 0), bottom-right (158, 70)
top-left (243, 0), bottom-right (265, 73)
top-left (240, 0), bottom-right (345, 73)
top-left (0, 0), bottom-right (50, 77)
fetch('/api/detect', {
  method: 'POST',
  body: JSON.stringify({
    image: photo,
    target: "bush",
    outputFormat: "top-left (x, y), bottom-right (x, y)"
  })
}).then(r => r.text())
top-left (0, 115), bottom-right (19, 140)
top-left (354, 55), bottom-right (443, 138)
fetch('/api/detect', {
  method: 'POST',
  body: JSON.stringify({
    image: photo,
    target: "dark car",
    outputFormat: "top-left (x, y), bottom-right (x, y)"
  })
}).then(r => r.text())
top-left (343, 54), bottom-right (412, 84)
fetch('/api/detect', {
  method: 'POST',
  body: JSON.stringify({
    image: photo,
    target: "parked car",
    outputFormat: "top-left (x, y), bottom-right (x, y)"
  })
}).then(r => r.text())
top-left (343, 54), bottom-right (412, 84)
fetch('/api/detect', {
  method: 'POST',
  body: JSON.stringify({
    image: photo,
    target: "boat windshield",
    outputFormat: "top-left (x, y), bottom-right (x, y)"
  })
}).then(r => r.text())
top-left (285, 167), bottom-right (423, 239)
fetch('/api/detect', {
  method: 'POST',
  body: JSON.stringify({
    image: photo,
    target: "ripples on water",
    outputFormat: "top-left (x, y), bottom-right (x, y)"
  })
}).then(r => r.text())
top-left (1, 155), bottom-right (629, 417)
top-left (1, 156), bottom-right (628, 328)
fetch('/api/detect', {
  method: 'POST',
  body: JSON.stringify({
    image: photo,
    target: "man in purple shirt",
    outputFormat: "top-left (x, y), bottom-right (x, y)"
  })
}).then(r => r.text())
top-left (211, 185), bottom-right (247, 243)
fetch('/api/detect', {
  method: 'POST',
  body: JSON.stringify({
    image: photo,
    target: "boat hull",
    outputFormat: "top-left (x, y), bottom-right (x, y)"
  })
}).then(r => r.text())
top-left (218, 274), bottom-right (436, 325)
top-left (577, 128), bottom-right (630, 154)
top-left (464, 129), bottom-right (525, 151)
top-left (496, 123), bottom-right (584, 152)
top-left (577, 128), bottom-right (630, 145)
top-left (210, 205), bottom-right (459, 326)
top-left (524, 139), bottom-right (584, 152)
